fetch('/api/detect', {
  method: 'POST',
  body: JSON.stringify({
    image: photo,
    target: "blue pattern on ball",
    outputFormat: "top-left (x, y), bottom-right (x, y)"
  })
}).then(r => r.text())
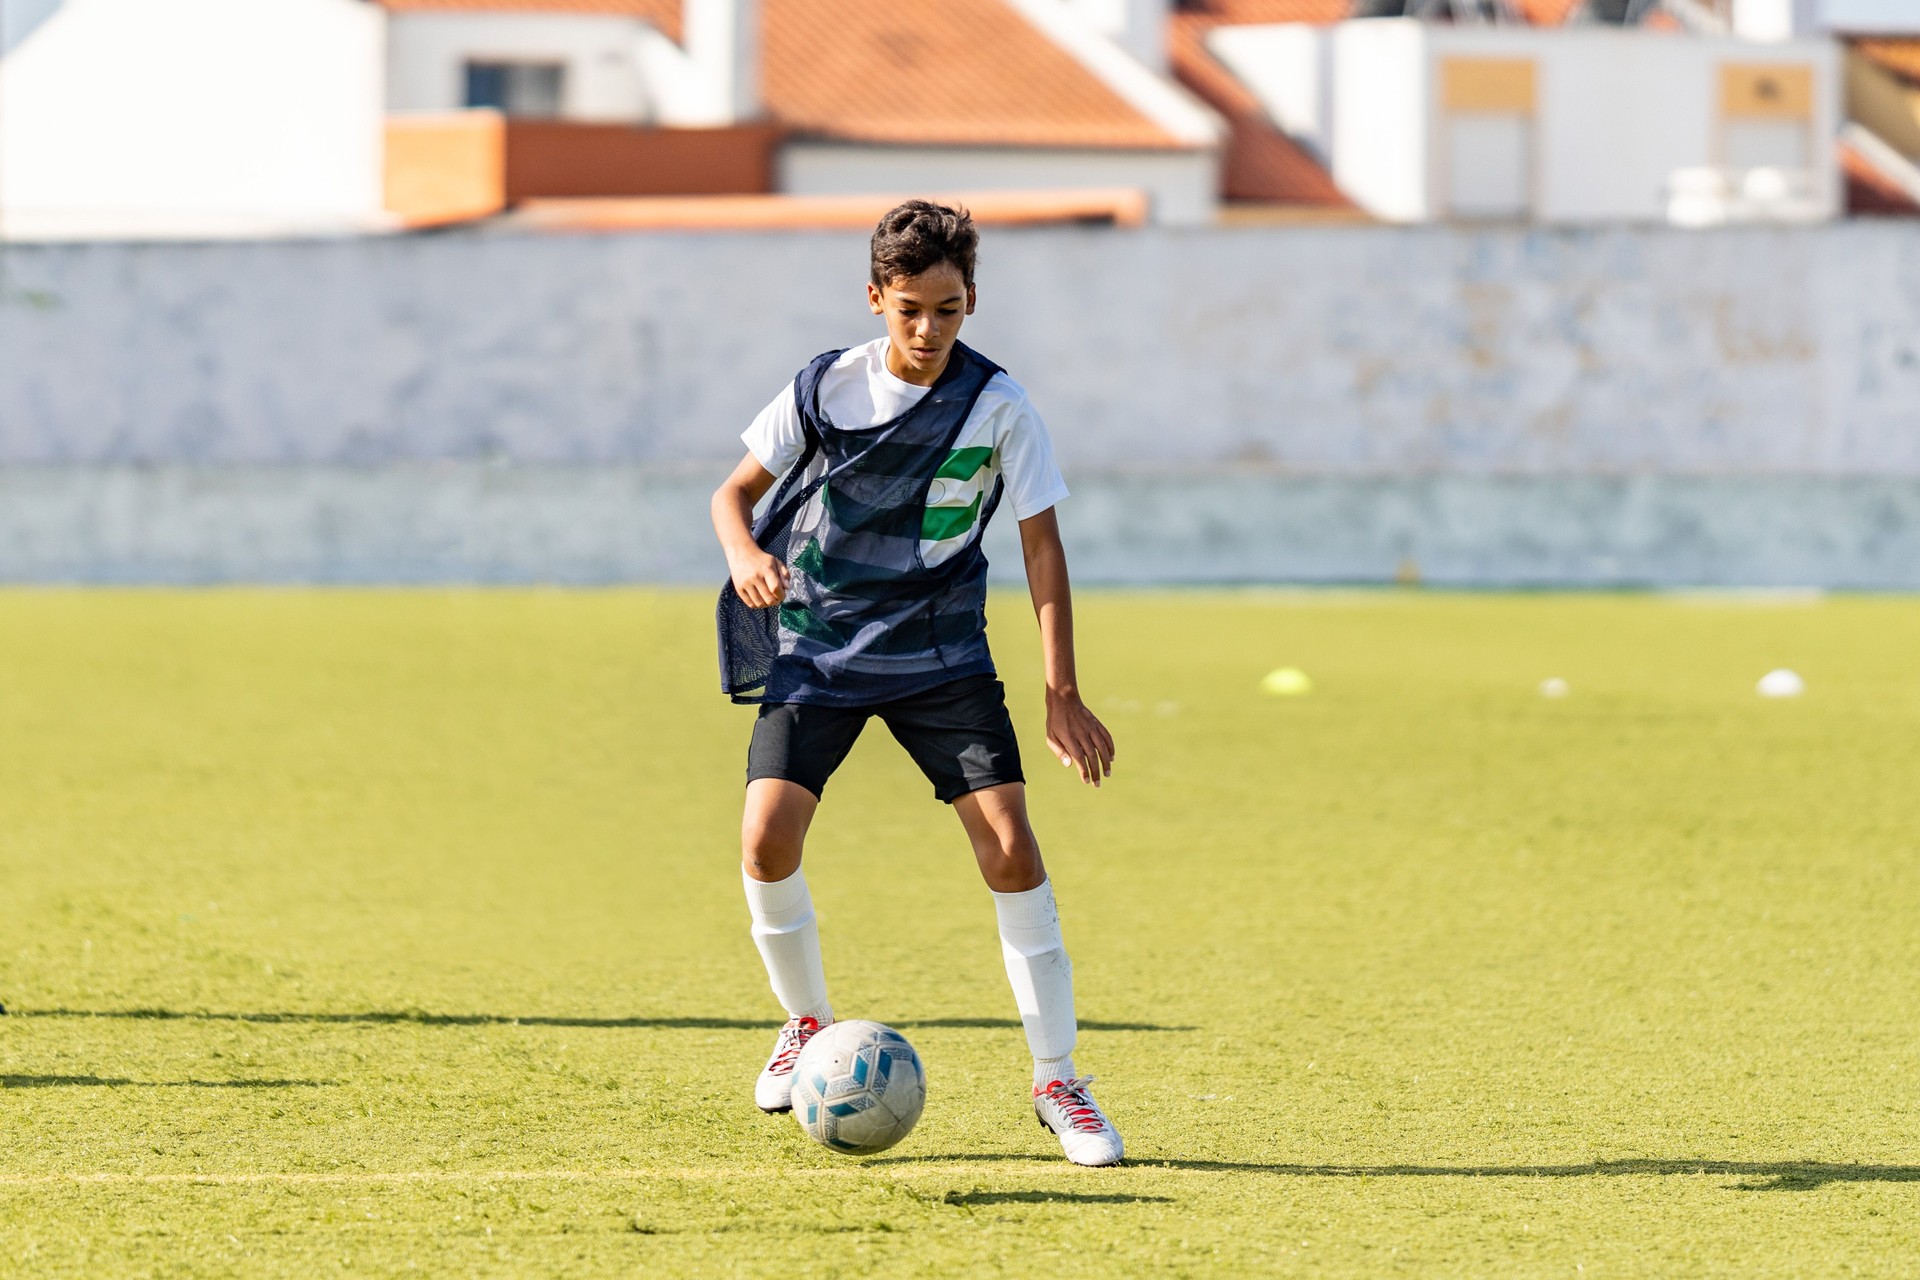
top-left (788, 1020), bottom-right (927, 1156)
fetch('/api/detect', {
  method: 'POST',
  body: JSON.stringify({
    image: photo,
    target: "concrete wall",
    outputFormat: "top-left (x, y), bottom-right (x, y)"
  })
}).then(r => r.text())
top-left (2, 221), bottom-right (1919, 585)
top-left (0, 0), bottom-right (385, 239)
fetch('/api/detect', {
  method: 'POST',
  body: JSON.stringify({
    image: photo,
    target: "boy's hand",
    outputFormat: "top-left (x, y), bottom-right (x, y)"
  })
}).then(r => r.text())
top-left (1044, 688), bottom-right (1115, 787)
top-left (729, 548), bottom-right (791, 609)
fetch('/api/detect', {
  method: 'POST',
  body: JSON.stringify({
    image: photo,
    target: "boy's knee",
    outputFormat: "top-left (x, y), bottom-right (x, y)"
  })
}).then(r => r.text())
top-left (742, 802), bottom-right (813, 879)
top-left (974, 829), bottom-right (1045, 893)
top-left (740, 780), bottom-right (816, 880)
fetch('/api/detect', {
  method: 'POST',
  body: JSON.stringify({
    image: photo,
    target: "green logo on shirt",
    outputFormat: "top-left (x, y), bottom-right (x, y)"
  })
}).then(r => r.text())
top-left (922, 448), bottom-right (994, 545)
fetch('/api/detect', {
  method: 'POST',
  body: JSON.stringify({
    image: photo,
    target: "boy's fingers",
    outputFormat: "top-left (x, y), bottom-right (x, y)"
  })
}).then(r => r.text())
top-left (1064, 730), bottom-right (1099, 784)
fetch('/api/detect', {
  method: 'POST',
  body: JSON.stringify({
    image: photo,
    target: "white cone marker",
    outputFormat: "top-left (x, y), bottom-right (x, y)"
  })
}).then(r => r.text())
top-left (1261, 668), bottom-right (1313, 697)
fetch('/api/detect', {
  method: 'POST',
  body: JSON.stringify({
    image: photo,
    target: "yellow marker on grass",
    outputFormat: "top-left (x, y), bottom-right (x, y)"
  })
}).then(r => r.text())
top-left (1261, 667), bottom-right (1313, 696)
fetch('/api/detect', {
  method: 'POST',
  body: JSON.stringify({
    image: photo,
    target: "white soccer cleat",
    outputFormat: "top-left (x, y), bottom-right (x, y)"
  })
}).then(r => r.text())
top-left (1033, 1076), bottom-right (1125, 1167)
top-left (755, 1015), bottom-right (827, 1113)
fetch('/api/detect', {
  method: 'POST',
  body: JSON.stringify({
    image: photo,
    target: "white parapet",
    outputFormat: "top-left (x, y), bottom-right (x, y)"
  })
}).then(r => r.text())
top-left (1666, 166), bottom-right (1829, 225)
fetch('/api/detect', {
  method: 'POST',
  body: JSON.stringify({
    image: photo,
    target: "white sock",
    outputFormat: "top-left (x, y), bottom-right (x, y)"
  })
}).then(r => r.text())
top-left (742, 868), bottom-right (832, 1024)
top-left (992, 878), bottom-right (1077, 1088)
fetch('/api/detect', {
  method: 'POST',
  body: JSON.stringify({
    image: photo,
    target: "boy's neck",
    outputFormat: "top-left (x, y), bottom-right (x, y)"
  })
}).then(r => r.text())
top-left (884, 340), bottom-right (951, 388)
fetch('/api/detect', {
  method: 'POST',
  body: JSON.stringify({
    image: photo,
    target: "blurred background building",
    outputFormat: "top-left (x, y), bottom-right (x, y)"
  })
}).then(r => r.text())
top-left (2, 0), bottom-right (1918, 585)
top-left (5, 0), bottom-right (1918, 231)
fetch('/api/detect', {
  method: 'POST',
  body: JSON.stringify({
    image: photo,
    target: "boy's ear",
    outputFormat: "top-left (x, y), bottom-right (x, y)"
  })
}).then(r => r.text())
top-left (966, 284), bottom-right (976, 315)
top-left (867, 282), bottom-right (885, 315)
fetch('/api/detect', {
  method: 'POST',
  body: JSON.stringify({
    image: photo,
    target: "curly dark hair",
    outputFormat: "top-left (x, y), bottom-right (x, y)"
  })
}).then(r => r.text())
top-left (869, 199), bottom-right (979, 290)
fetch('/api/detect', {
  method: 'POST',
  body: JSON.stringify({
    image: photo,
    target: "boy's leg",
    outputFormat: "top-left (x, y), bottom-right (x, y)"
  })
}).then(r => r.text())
top-left (741, 702), bottom-right (867, 1112)
top-left (874, 674), bottom-right (1123, 1166)
top-left (741, 779), bottom-right (831, 1022)
top-left (952, 784), bottom-right (1072, 1081)
top-left (953, 783), bottom-right (1122, 1166)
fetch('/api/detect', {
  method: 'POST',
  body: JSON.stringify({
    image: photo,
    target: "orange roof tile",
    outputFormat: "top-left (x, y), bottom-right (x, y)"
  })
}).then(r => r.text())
top-left (1514, 0), bottom-right (1581, 24)
top-left (1853, 38), bottom-right (1920, 85)
top-left (509, 188), bottom-right (1151, 230)
top-left (1841, 139), bottom-right (1920, 215)
top-left (1177, 0), bottom-right (1352, 20)
top-left (377, 0), bottom-right (681, 42)
top-left (1167, 13), bottom-right (1352, 205)
top-left (762, 0), bottom-right (1185, 148)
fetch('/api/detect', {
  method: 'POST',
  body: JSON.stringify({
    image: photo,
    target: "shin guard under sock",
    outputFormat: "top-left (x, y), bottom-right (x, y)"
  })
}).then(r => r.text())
top-left (992, 878), bottom-right (1077, 1083)
top-left (742, 868), bottom-right (832, 1023)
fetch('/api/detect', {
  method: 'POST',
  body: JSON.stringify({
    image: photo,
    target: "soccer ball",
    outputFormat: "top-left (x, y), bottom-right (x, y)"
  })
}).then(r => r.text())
top-left (790, 1020), bottom-right (926, 1155)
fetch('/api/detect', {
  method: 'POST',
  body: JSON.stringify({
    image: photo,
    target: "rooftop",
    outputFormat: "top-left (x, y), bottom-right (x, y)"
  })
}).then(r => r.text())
top-left (1167, 13), bottom-right (1353, 204)
top-left (379, 0), bottom-right (1197, 150)
top-left (1175, 0), bottom-right (1353, 20)
top-left (1853, 37), bottom-right (1920, 84)
top-left (764, 0), bottom-right (1188, 149)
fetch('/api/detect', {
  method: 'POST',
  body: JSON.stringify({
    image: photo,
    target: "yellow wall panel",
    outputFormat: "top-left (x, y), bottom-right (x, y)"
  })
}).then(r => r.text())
top-left (1721, 64), bottom-right (1814, 119)
top-left (1442, 58), bottom-right (1537, 113)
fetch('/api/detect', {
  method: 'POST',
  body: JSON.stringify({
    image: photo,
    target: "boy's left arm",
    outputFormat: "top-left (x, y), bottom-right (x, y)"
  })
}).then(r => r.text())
top-left (1018, 508), bottom-right (1115, 788)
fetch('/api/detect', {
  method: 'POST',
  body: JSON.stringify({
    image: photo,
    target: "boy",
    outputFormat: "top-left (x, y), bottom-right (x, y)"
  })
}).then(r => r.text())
top-left (710, 201), bottom-right (1122, 1166)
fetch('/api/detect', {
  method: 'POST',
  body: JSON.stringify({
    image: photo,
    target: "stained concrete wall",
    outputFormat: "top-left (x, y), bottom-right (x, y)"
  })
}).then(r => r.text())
top-left (2, 221), bottom-right (1919, 585)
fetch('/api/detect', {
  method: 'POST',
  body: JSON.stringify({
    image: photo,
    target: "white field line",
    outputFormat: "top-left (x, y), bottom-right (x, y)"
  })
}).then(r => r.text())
top-left (0, 1167), bottom-right (952, 1188)
top-left (0, 1174), bottom-right (906, 1189)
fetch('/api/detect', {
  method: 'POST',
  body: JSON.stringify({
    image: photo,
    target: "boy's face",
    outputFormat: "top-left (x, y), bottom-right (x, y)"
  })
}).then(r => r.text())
top-left (867, 263), bottom-right (975, 384)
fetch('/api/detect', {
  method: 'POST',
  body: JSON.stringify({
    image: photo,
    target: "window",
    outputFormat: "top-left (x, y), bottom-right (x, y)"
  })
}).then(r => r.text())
top-left (464, 61), bottom-right (565, 118)
top-left (1718, 64), bottom-right (1813, 171)
top-left (1439, 57), bottom-right (1536, 220)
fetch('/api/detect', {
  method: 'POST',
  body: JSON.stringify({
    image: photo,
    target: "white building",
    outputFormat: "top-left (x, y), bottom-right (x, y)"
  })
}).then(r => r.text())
top-left (1212, 19), bottom-right (1841, 225)
top-left (0, 0), bottom-right (386, 239)
top-left (379, 0), bottom-right (1224, 225)
top-left (383, 0), bottom-right (754, 126)
top-left (1734, 0), bottom-right (1920, 39)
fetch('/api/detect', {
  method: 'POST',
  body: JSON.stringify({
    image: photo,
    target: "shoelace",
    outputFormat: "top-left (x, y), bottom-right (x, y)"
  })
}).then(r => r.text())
top-left (1038, 1076), bottom-right (1107, 1133)
top-left (767, 1016), bottom-right (820, 1076)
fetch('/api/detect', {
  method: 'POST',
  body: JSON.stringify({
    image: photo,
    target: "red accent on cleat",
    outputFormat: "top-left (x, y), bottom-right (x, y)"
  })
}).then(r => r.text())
top-left (1035, 1078), bottom-right (1108, 1134)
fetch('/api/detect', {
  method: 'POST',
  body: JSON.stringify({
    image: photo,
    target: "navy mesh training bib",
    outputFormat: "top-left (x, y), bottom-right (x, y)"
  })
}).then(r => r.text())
top-left (718, 342), bottom-right (1006, 706)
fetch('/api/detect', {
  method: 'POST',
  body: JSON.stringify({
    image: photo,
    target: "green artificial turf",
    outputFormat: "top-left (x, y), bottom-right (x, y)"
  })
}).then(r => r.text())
top-left (4, 588), bottom-right (1920, 1277)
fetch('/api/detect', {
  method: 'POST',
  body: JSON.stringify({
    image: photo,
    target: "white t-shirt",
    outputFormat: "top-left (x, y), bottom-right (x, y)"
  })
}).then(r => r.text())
top-left (741, 338), bottom-right (1069, 566)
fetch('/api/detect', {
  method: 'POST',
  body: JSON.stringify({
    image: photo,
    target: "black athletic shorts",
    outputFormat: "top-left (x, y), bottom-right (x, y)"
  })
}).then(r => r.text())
top-left (746, 673), bottom-right (1025, 804)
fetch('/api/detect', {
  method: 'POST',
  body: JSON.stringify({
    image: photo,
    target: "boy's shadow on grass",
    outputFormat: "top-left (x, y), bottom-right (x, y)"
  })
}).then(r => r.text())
top-left (3, 1074), bottom-right (331, 1089)
top-left (884, 1153), bottom-right (1920, 1192)
top-left (941, 1190), bottom-right (1173, 1206)
top-left (16, 1009), bottom-right (1188, 1033)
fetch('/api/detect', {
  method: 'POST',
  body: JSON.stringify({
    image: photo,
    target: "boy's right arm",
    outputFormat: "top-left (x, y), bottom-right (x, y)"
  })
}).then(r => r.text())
top-left (712, 452), bottom-right (790, 608)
